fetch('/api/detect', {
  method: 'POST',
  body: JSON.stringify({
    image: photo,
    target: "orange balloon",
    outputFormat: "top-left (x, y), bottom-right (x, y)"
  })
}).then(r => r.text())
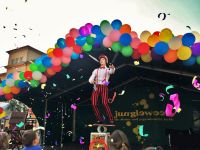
top-left (164, 49), bottom-right (178, 63)
top-left (147, 35), bottom-right (160, 47)
top-left (47, 48), bottom-right (54, 58)
top-left (46, 68), bottom-right (56, 76)
top-left (11, 86), bottom-right (21, 95)
top-left (119, 24), bottom-right (131, 34)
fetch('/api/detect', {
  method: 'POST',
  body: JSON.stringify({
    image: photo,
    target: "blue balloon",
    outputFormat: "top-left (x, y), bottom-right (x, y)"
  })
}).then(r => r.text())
top-left (76, 36), bottom-right (86, 46)
top-left (111, 19), bottom-right (122, 30)
top-left (183, 56), bottom-right (196, 66)
top-left (7, 73), bottom-right (13, 79)
top-left (2, 80), bottom-right (6, 87)
top-left (95, 34), bottom-right (105, 45)
top-left (91, 25), bottom-right (102, 34)
top-left (71, 52), bottom-right (80, 60)
top-left (42, 57), bottom-right (52, 68)
top-left (182, 33), bottom-right (195, 47)
top-left (119, 34), bottom-right (132, 46)
top-left (57, 38), bottom-right (66, 48)
top-left (154, 42), bottom-right (169, 55)
top-left (35, 57), bottom-right (43, 65)
top-left (18, 80), bottom-right (26, 88)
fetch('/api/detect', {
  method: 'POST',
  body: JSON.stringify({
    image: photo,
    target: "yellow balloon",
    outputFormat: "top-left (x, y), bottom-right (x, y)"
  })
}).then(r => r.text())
top-left (3, 86), bottom-right (11, 94)
top-left (159, 28), bottom-right (173, 42)
top-left (140, 31), bottom-right (151, 42)
top-left (47, 48), bottom-right (54, 54)
top-left (147, 35), bottom-right (159, 47)
top-left (168, 37), bottom-right (182, 50)
top-left (0, 111), bottom-right (6, 119)
top-left (141, 53), bottom-right (152, 63)
top-left (177, 46), bottom-right (192, 60)
top-left (133, 127), bottom-right (139, 134)
top-left (192, 31), bottom-right (200, 43)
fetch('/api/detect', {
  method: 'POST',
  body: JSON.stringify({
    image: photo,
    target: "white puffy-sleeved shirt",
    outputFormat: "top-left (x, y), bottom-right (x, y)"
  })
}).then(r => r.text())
top-left (89, 66), bottom-right (115, 85)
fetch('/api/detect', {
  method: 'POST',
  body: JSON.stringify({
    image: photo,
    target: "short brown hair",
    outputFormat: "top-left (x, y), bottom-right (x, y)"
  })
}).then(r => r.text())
top-left (22, 130), bottom-right (37, 147)
top-left (0, 132), bottom-right (9, 150)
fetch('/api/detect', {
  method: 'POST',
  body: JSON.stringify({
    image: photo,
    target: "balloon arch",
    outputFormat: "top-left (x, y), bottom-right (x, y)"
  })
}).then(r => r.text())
top-left (0, 19), bottom-right (200, 101)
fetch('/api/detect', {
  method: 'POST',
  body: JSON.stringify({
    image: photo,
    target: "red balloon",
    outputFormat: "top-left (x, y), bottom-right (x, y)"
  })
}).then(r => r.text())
top-left (132, 50), bottom-right (141, 59)
top-left (24, 71), bottom-right (33, 80)
top-left (52, 65), bottom-right (62, 72)
top-left (65, 37), bottom-right (75, 47)
top-left (138, 42), bottom-right (150, 55)
top-left (73, 45), bottom-right (82, 54)
top-left (5, 93), bottom-right (13, 100)
top-left (53, 48), bottom-right (63, 57)
top-left (153, 31), bottom-right (160, 36)
top-left (0, 107), bottom-right (3, 114)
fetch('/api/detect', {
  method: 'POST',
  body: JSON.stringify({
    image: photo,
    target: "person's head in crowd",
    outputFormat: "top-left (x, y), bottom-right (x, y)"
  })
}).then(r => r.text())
top-left (108, 130), bottom-right (130, 150)
top-left (22, 130), bottom-right (41, 150)
top-left (0, 132), bottom-right (9, 150)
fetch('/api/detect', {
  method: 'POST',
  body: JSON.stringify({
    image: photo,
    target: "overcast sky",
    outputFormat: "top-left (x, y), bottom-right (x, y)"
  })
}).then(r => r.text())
top-left (0, 0), bottom-right (200, 73)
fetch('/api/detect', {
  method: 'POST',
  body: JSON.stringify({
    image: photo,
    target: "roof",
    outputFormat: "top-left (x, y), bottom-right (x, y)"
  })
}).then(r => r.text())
top-left (6, 45), bottom-right (45, 55)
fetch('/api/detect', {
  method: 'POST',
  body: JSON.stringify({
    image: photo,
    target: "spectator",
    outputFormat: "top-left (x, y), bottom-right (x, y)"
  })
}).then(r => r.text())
top-left (0, 132), bottom-right (9, 150)
top-left (22, 130), bottom-right (42, 150)
top-left (108, 130), bottom-right (130, 150)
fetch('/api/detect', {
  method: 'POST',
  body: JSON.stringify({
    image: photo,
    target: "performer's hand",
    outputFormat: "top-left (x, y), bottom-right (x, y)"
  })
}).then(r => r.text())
top-left (109, 64), bottom-right (115, 69)
top-left (91, 80), bottom-right (95, 84)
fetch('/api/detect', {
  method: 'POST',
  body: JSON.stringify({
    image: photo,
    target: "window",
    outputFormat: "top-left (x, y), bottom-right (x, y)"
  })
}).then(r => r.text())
top-left (20, 57), bottom-right (23, 62)
top-left (16, 58), bottom-right (19, 63)
top-left (11, 59), bottom-right (15, 64)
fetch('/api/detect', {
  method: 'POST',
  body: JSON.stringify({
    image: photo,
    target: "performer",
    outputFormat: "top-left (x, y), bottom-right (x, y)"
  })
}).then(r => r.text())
top-left (89, 55), bottom-right (115, 124)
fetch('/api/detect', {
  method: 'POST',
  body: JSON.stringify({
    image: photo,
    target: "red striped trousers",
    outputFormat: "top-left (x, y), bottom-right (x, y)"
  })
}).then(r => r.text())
top-left (91, 84), bottom-right (113, 122)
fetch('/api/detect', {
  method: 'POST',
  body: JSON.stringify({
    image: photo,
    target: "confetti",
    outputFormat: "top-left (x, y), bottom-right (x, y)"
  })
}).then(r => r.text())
top-left (139, 125), bottom-right (149, 137)
top-left (3, 26), bottom-right (6, 29)
top-left (118, 90), bottom-right (125, 95)
top-left (72, 78), bottom-right (76, 81)
top-left (45, 113), bottom-right (50, 119)
top-left (80, 54), bottom-right (84, 59)
top-left (79, 137), bottom-right (85, 144)
top-left (41, 84), bottom-right (46, 89)
top-left (13, 28), bottom-right (17, 30)
top-left (53, 83), bottom-right (57, 87)
top-left (16, 121), bottom-right (24, 128)
top-left (76, 97), bottom-right (80, 101)
top-left (165, 85), bottom-right (174, 94)
top-left (71, 104), bottom-right (77, 110)
top-left (22, 35), bottom-right (26, 38)
top-left (192, 76), bottom-right (200, 90)
top-left (67, 131), bottom-right (72, 136)
top-left (134, 60), bottom-right (140, 65)
top-left (80, 76), bottom-right (83, 79)
top-left (158, 13), bottom-right (170, 20)
top-left (159, 93), bottom-right (165, 101)
top-left (66, 74), bottom-right (70, 79)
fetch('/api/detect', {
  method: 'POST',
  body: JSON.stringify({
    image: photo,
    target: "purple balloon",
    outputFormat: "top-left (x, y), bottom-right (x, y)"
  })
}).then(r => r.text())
top-left (151, 49), bottom-right (163, 61)
top-left (79, 26), bottom-right (90, 36)
top-left (191, 42), bottom-right (200, 56)
top-left (85, 23), bottom-right (93, 34)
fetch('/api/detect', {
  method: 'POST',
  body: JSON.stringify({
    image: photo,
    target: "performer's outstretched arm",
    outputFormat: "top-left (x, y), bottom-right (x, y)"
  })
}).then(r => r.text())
top-left (89, 69), bottom-right (97, 84)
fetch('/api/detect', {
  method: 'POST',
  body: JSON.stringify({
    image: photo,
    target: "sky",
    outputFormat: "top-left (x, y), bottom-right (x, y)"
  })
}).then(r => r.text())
top-left (0, 0), bottom-right (200, 73)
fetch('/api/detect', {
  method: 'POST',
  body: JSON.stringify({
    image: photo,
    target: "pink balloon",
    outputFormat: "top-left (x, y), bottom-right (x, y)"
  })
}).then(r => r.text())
top-left (40, 75), bottom-right (47, 83)
top-left (130, 38), bottom-right (141, 49)
top-left (109, 30), bottom-right (121, 42)
top-left (63, 47), bottom-right (73, 57)
top-left (69, 28), bottom-right (79, 38)
top-left (13, 72), bottom-right (20, 80)
top-left (0, 88), bottom-right (4, 96)
top-left (61, 56), bottom-right (71, 64)
top-left (130, 31), bottom-right (138, 38)
top-left (51, 57), bottom-right (61, 66)
top-left (103, 37), bottom-right (112, 48)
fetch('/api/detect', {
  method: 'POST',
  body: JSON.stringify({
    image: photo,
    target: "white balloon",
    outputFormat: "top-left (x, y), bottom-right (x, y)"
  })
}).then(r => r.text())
top-left (32, 71), bottom-right (42, 80)
top-left (6, 79), bottom-right (15, 87)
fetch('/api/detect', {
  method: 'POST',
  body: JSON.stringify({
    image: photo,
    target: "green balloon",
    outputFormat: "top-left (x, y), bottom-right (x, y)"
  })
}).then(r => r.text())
top-left (111, 42), bottom-right (122, 52)
top-left (37, 64), bottom-right (46, 72)
top-left (196, 56), bottom-right (200, 65)
top-left (14, 80), bottom-right (20, 87)
top-left (29, 63), bottom-right (38, 71)
top-left (55, 43), bottom-right (59, 48)
top-left (19, 72), bottom-right (25, 80)
top-left (0, 83), bottom-right (2, 87)
top-left (86, 36), bottom-right (95, 45)
top-left (121, 46), bottom-right (133, 57)
top-left (30, 80), bottom-right (39, 88)
top-left (83, 43), bottom-right (92, 52)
